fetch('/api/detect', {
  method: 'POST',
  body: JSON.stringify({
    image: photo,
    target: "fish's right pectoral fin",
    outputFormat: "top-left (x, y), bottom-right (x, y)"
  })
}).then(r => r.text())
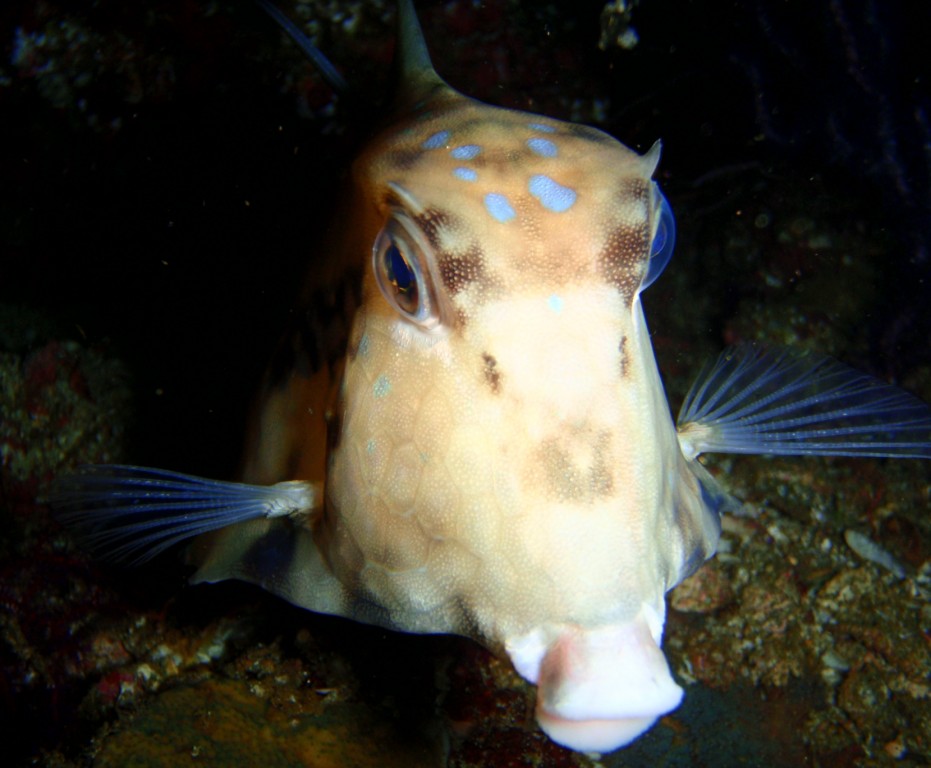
top-left (676, 344), bottom-right (931, 460)
top-left (49, 464), bottom-right (321, 565)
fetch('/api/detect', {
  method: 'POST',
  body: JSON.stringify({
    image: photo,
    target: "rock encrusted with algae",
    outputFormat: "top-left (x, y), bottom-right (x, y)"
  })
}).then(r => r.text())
top-left (0, 327), bottom-right (130, 488)
top-left (665, 458), bottom-right (931, 764)
top-left (93, 675), bottom-right (437, 768)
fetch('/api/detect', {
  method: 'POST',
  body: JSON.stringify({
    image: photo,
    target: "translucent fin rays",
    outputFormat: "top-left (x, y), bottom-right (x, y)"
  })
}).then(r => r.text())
top-left (676, 345), bottom-right (931, 460)
top-left (50, 465), bottom-right (319, 564)
top-left (256, 0), bottom-right (348, 93)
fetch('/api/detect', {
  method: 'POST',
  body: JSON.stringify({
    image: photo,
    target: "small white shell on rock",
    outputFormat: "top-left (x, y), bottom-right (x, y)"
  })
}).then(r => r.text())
top-left (844, 530), bottom-right (907, 579)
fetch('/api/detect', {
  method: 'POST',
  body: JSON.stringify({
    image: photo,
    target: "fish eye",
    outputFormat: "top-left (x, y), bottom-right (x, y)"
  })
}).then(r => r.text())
top-left (373, 213), bottom-right (441, 328)
top-left (383, 240), bottom-right (418, 313)
top-left (640, 184), bottom-right (676, 290)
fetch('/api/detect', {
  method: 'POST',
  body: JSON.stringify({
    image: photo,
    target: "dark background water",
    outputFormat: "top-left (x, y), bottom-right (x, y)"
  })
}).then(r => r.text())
top-left (2, 1), bottom-right (930, 765)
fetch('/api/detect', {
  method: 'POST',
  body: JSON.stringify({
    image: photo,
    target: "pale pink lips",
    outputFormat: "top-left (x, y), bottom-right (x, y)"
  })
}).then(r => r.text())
top-left (530, 616), bottom-right (683, 752)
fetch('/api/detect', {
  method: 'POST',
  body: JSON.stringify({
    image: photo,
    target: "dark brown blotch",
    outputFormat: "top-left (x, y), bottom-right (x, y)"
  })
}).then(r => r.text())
top-left (538, 431), bottom-right (614, 503)
top-left (414, 208), bottom-right (454, 250)
top-left (326, 397), bottom-right (344, 453)
top-left (387, 148), bottom-right (425, 171)
top-left (597, 181), bottom-right (653, 296)
top-left (482, 352), bottom-right (501, 394)
top-left (439, 245), bottom-right (486, 295)
top-left (597, 224), bottom-right (647, 297)
top-left (618, 335), bottom-right (630, 378)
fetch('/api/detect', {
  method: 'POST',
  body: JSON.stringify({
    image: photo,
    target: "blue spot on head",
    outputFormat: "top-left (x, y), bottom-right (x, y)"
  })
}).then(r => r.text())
top-left (373, 374), bottom-right (391, 398)
top-left (484, 193), bottom-right (516, 223)
top-left (547, 294), bottom-right (564, 314)
top-left (528, 174), bottom-right (577, 213)
top-left (358, 333), bottom-right (370, 358)
top-left (526, 138), bottom-right (558, 157)
top-left (421, 130), bottom-right (450, 150)
top-left (453, 167), bottom-right (478, 182)
top-left (528, 122), bottom-right (557, 133)
top-left (451, 144), bottom-right (482, 159)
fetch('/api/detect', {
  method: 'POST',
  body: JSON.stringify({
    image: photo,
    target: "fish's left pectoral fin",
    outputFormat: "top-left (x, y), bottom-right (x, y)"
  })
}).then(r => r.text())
top-left (676, 344), bottom-right (931, 460)
top-left (49, 464), bottom-right (321, 565)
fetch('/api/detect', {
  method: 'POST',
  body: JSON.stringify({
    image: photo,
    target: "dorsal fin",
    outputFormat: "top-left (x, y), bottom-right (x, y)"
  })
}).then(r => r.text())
top-left (395, 0), bottom-right (446, 104)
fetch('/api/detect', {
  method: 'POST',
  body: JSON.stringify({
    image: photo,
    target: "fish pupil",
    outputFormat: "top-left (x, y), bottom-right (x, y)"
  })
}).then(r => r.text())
top-left (386, 241), bottom-right (419, 312)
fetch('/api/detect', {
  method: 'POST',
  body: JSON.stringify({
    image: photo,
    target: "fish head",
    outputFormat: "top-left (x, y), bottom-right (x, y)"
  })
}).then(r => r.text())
top-left (326, 86), bottom-right (720, 751)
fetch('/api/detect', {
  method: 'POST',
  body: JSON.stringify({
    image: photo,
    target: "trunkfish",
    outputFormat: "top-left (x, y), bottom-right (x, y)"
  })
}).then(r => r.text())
top-left (51, 0), bottom-right (931, 754)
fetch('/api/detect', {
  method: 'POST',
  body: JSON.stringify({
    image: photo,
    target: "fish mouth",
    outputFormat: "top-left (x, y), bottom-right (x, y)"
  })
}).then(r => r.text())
top-left (535, 709), bottom-right (663, 754)
top-left (508, 609), bottom-right (683, 753)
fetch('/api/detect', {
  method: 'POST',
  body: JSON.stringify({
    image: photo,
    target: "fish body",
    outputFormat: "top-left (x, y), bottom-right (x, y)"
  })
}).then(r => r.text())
top-left (196, 8), bottom-right (717, 750)
top-left (52, 0), bottom-right (931, 754)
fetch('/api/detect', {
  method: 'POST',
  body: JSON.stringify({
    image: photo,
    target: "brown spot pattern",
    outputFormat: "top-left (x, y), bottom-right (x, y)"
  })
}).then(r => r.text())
top-left (618, 335), bottom-right (630, 378)
top-left (597, 224), bottom-right (648, 297)
top-left (439, 245), bottom-right (486, 295)
top-left (481, 352), bottom-right (501, 394)
top-left (414, 208), bottom-right (454, 249)
top-left (538, 431), bottom-right (614, 503)
top-left (596, 180), bottom-right (653, 297)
